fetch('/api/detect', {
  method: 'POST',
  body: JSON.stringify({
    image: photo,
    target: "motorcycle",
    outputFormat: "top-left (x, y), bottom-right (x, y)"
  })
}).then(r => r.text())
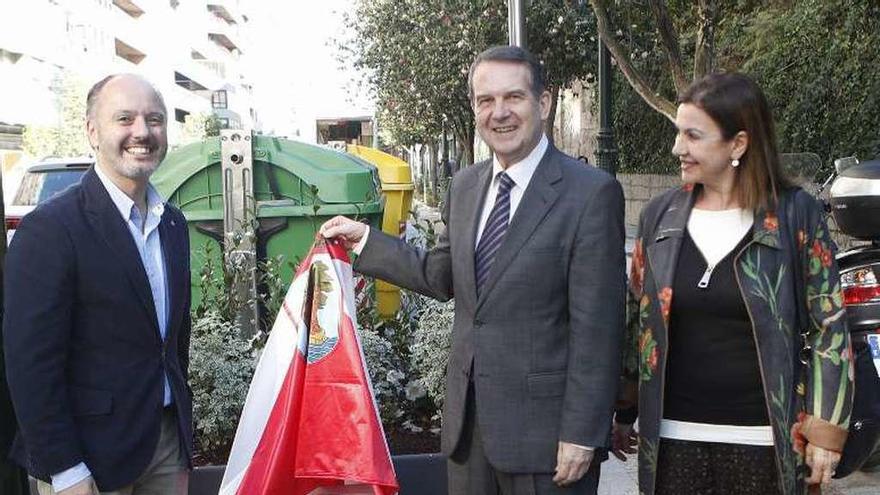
top-left (818, 155), bottom-right (880, 477)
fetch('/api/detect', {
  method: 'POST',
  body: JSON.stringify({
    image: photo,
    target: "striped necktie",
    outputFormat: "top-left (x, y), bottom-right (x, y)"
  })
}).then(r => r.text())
top-left (475, 172), bottom-right (515, 295)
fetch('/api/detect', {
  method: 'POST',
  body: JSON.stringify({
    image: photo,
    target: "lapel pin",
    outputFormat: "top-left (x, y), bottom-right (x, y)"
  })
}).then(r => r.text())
top-left (171, 220), bottom-right (176, 226)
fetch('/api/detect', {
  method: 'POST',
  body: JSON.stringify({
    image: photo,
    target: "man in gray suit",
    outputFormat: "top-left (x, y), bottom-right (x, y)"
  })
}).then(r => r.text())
top-left (321, 45), bottom-right (625, 495)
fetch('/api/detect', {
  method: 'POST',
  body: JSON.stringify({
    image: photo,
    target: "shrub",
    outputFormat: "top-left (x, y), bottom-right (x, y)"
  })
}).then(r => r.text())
top-left (410, 298), bottom-right (455, 408)
top-left (189, 311), bottom-right (255, 464)
top-left (188, 204), bottom-right (452, 460)
top-left (188, 239), bottom-right (286, 463)
top-left (357, 284), bottom-right (440, 433)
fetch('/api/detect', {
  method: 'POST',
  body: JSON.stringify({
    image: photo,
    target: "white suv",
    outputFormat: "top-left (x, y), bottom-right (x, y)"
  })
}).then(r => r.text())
top-left (5, 157), bottom-right (93, 244)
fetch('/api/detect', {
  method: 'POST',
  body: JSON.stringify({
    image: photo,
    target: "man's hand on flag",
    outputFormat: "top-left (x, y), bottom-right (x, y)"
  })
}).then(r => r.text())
top-left (219, 238), bottom-right (399, 495)
top-left (552, 441), bottom-right (593, 487)
top-left (320, 216), bottom-right (367, 250)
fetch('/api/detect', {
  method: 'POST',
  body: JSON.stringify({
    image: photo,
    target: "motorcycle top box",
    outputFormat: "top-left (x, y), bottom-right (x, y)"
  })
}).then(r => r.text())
top-left (830, 159), bottom-right (880, 240)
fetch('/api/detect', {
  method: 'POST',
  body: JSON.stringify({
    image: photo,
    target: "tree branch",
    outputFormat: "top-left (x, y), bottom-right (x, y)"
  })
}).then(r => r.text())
top-left (544, 86), bottom-right (560, 145)
top-left (693, 0), bottom-right (718, 80)
top-left (590, 0), bottom-right (676, 122)
top-left (648, 0), bottom-right (688, 93)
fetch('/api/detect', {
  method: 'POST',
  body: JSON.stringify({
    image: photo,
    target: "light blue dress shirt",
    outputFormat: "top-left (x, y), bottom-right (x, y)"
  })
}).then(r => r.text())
top-left (52, 166), bottom-right (171, 492)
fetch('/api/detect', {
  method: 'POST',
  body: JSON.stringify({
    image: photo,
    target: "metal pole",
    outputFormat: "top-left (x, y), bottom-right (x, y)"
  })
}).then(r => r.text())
top-left (596, 39), bottom-right (618, 177)
top-left (220, 129), bottom-right (259, 336)
top-left (508, 0), bottom-right (527, 48)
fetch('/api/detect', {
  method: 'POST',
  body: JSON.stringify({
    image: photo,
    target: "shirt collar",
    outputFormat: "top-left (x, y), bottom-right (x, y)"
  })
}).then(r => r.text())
top-left (94, 164), bottom-right (165, 222)
top-left (491, 133), bottom-right (549, 189)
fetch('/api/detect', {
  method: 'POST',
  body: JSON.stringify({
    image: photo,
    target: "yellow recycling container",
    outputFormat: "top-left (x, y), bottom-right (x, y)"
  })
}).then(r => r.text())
top-left (347, 144), bottom-right (414, 318)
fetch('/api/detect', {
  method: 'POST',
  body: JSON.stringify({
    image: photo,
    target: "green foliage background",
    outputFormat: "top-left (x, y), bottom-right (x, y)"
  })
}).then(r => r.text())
top-left (614, 0), bottom-right (880, 174)
top-left (21, 72), bottom-right (92, 159)
top-left (737, 0), bottom-right (880, 165)
top-left (342, 0), bottom-right (597, 163)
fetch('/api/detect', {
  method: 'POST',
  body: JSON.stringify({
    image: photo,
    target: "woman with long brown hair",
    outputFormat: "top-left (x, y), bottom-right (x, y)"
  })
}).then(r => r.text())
top-left (613, 72), bottom-right (853, 495)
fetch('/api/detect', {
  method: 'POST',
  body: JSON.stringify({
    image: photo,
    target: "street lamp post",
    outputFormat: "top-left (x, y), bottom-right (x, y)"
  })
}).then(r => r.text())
top-left (596, 38), bottom-right (619, 177)
top-left (508, 0), bottom-right (527, 48)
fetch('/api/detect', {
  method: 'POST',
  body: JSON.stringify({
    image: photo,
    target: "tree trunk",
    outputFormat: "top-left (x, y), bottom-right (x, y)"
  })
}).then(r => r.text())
top-left (440, 125), bottom-right (450, 180)
top-left (544, 86), bottom-right (560, 146)
top-left (441, 124), bottom-right (450, 163)
top-left (453, 123), bottom-right (475, 167)
top-left (649, 0), bottom-right (688, 93)
top-left (693, 0), bottom-right (718, 80)
top-left (590, 0), bottom-right (677, 121)
top-left (449, 131), bottom-right (460, 174)
top-left (429, 141), bottom-right (439, 205)
top-left (421, 146), bottom-right (429, 201)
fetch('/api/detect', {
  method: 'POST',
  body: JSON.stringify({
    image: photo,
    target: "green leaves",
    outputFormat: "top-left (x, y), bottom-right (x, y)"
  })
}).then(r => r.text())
top-left (832, 283), bottom-right (843, 308)
top-left (615, 0), bottom-right (880, 173)
top-left (22, 71), bottom-right (92, 158)
top-left (736, 0), bottom-right (880, 163)
top-left (340, 1), bottom-right (599, 150)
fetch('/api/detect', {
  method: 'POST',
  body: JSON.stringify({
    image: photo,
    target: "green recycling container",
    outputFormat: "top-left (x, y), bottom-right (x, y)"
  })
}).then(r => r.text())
top-left (151, 135), bottom-right (384, 309)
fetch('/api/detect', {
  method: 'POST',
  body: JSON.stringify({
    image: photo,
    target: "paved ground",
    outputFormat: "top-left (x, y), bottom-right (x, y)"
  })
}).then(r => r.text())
top-left (598, 455), bottom-right (639, 495)
top-left (598, 455), bottom-right (880, 494)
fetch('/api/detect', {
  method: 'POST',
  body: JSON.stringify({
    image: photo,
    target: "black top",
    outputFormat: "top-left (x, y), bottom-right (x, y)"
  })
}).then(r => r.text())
top-left (663, 229), bottom-right (770, 426)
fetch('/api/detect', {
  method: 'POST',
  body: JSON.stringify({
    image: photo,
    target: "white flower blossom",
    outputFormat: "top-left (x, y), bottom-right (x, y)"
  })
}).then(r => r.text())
top-left (405, 380), bottom-right (426, 401)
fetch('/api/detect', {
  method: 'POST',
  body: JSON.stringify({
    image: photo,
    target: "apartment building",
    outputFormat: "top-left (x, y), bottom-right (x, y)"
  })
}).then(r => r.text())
top-left (0, 0), bottom-right (258, 165)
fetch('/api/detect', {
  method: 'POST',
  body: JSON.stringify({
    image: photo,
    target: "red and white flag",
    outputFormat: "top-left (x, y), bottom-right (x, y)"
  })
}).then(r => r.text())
top-left (220, 238), bottom-right (398, 495)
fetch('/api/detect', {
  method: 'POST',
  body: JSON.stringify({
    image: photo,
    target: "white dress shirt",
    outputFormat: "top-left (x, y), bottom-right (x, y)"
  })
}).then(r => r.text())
top-left (474, 134), bottom-right (548, 246)
top-left (52, 166), bottom-right (171, 492)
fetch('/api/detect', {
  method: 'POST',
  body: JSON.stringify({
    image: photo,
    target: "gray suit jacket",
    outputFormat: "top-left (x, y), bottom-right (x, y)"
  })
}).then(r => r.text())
top-left (356, 145), bottom-right (626, 473)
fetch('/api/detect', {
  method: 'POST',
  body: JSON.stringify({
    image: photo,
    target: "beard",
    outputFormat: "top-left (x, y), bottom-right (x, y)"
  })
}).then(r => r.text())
top-left (115, 157), bottom-right (161, 180)
top-left (97, 140), bottom-right (166, 181)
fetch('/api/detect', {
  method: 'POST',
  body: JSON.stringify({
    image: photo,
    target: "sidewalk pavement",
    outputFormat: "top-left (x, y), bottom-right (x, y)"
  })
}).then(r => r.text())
top-left (598, 455), bottom-right (880, 494)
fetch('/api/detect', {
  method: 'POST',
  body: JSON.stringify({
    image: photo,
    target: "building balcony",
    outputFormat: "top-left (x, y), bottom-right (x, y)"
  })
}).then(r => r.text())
top-left (112, 0), bottom-right (145, 18)
top-left (192, 37), bottom-right (238, 67)
top-left (110, 5), bottom-right (149, 59)
top-left (115, 38), bottom-right (146, 65)
top-left (195, 59), bottom-right (227, 79)
top-left (168, 83), bottom-right (211, 116)
top-left (207, 14), bottom-right (242, 54)
top-left (174, 70), bottom-right (211, 99)
top-left (207, 0), bottom-right (241, 25)
top-left (178, 57), bottom-right (224, 93)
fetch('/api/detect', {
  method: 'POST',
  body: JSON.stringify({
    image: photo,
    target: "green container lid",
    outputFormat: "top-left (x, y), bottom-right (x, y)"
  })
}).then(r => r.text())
top-left (152, 135), bottom-right (383, 220)
top-left (152, 134), bottom-right (385, 312)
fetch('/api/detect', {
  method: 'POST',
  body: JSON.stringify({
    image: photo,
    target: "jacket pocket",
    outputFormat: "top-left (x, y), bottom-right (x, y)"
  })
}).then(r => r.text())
top-left (527, 371), bottom-right (566, 398)
top-left (69, 385), bottom-right (113, 416)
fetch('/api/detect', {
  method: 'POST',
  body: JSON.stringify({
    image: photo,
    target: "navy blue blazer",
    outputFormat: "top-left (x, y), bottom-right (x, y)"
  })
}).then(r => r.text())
top-left (3, 167), bottom-right (193, 490)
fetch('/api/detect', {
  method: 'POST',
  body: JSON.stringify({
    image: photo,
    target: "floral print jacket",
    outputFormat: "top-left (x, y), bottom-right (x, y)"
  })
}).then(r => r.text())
top-left (621, 185), bottom-right (853, 495)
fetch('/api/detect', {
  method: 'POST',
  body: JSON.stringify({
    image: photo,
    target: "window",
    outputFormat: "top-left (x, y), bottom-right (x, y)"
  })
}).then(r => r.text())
top-left (14, 169), bottom-right (90, 206)
top-left (175, 108), bottom-right (189, 124)
top-left (218, 117), bottom-right (230, 129)
top-left (212, 90), bottom-right (228, 109)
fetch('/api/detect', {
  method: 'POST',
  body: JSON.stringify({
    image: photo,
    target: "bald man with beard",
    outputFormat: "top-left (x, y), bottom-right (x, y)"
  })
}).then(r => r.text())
top-left (4, 74), bottom-right (192, 495)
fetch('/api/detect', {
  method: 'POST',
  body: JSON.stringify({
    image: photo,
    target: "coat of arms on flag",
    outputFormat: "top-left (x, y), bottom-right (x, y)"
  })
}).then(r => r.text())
top-left (219, 237), bottom-right (399, 495)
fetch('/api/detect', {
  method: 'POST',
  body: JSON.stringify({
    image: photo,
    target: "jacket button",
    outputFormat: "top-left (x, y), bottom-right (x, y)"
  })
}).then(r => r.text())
top-left (474, 319), bottom-right (483, 327)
